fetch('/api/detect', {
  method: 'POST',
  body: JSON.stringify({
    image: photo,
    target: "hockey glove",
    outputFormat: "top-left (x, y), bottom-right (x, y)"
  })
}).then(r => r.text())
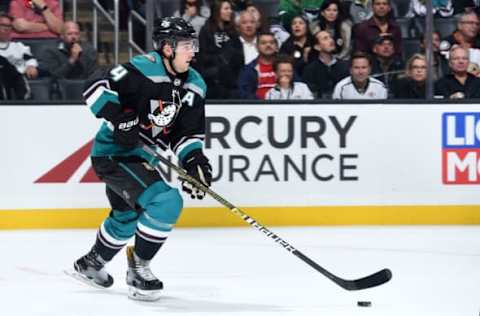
top-left (112, 111), bottom-right (140, 149)
top-left (180, 149), bottom-right (212, 199)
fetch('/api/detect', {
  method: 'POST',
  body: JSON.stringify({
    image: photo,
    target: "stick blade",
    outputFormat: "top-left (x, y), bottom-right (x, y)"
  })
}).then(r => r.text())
top-left (342, 268), bottom-right (392, 291)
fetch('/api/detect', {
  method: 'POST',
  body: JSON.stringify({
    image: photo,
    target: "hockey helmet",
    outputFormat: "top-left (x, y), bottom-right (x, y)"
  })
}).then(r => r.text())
top-left (152, 17), bottom-right (198, 52)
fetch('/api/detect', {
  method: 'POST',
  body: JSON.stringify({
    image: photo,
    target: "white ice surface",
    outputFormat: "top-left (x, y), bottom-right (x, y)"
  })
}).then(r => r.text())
top-left (1, 226), bottom-right (479, 316)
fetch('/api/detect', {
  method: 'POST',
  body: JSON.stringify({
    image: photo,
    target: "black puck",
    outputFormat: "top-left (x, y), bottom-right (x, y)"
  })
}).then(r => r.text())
top-left (357, 301), bottom-right (371, 307)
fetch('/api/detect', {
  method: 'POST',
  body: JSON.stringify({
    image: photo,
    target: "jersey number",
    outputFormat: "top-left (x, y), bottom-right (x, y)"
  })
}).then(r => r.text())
top-left (110, 65), bottom-right (128, 82)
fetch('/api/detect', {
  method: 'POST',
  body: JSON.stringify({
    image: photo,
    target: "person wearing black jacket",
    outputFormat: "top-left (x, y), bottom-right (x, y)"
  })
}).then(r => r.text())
top-left (302, 30), bottom-right (349, 99)
top-left (197, 0), bottom-right (237, 99)
top-left (0, 55), bottom-right (28, 100)
top-left (393, 54), bottom-right (426, 99)
top-left (435, 46), bottom-right (480, 99)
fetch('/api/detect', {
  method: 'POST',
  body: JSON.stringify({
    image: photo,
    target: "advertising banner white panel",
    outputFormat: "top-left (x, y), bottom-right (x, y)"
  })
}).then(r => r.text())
top-left (1, 104), bottom-right (478, 210)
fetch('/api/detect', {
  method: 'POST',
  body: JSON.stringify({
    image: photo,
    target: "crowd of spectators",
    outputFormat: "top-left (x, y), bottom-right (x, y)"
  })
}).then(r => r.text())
top-left (2, 0), bottom-right (480, 101)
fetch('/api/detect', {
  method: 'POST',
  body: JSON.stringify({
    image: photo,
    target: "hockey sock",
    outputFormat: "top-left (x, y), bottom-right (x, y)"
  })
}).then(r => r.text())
top-left (134, 229), bottom-right (168, 260)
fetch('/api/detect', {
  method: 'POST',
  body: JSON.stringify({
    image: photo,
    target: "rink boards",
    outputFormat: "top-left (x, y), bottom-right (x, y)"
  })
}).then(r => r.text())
top-left (1, 103), bottom-right (479, 228)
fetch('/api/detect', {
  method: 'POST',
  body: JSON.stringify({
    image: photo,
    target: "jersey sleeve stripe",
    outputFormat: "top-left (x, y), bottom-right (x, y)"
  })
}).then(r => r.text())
top-left (183, 83), bottom-right (205, 98)
top-left (86, 86), bottom-right (121, 117)
top-left (176, 138), bottom-right (204, 161)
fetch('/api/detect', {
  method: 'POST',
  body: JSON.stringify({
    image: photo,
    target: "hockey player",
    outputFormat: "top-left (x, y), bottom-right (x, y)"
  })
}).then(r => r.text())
top-left (72, 17), bottom-right (211, 301)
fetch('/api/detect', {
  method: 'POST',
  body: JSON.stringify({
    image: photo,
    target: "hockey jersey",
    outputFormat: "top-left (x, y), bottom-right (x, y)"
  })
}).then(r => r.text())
top-left (83, 51), bottom-right (207, 163)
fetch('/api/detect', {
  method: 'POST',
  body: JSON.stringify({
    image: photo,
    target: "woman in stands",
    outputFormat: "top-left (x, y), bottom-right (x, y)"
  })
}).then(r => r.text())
top-left (279, 15), bottom-right (313, 76)
top-left (310, 0), bottom-right (352, 60)
top-left (198, 0), bottom-right (237, 99)
top-left (392, 53), bottom-right (427, 99)
top-left (174, 0), bottom-right (209, 36)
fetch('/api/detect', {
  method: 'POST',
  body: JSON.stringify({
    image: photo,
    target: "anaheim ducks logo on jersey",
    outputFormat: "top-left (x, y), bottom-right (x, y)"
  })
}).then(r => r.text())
top-left (147, 89), bottom-right (182, 136)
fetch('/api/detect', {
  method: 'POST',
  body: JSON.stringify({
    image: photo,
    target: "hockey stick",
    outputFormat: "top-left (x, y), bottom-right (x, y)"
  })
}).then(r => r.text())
top-left (141, 144), bottom-right (392, 291)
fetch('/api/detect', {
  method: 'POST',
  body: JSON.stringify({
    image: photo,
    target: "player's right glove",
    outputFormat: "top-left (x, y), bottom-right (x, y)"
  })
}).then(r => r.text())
top-left (180, 149), bottom-right (212, 200)
top-left (112, 111), bottom-right (140, 149)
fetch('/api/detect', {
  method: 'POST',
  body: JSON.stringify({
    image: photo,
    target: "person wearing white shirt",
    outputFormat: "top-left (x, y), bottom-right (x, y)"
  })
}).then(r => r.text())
top-left (266, 54), bottom-right (314, 100)
top-left (332, 51), bottom-right (387, 99)
top-left (237, 10), bottom-right (258, 64)
top-left (0, 14), bottom-right (38, 79)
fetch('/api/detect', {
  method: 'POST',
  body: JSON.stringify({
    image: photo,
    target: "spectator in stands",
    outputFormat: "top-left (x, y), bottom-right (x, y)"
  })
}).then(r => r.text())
top-left (198, 0), bottom-right (237, 98)
top-left (0, 14), bottom-right (38, 80)
top-left (221, 10), bottom-right (258, 97)
top-left (392, 53), bottom-right (426, 99)
top-left (332, 51), bottom-right (387, 99)
top-left (0, 55), bottom-right (29, 100)
top-left (303, 30), bottom-right (349, 98)
top-left (238, 31), bottom-right (278, 99)
top-left (435, 45), bottom-right (480, 99)
top-left (370, 34), bottom-right (404, 91)
top-left (245, 3), bottom-right (269, 33)
top-left (406, 0), bottom-right (453, 18)
top-left (443, 12), bottom-right (480, 50)
top-left (421, 31), bottom-right (449, 80)
top-left (9, 0), bottom-right (63, 39)
top-left (279, 15), bottom-right (313, 76)
top-left (348, 0), bottom-right (373, 25)
top-left (174, 0), bottom-right (208, 36)
top-left (353, 0), bottom-right (402, 57)
top-left (265, 54), bottom-right (313, 100)
top-left (311, 0), bottom-right (352, 60)
top-left (41, 21), bottom-right (96, 79)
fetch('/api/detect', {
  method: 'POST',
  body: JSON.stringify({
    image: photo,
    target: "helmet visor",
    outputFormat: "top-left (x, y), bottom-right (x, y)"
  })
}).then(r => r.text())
top-left (175, 38), bottom-right (199, 53)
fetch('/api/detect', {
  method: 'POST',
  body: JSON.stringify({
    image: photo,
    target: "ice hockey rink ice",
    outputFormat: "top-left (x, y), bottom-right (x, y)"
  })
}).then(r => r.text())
top-left (1, 226), bottom-right (479, 316)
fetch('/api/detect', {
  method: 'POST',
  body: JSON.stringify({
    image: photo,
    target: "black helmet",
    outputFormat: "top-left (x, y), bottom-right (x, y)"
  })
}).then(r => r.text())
top-left (153, 17), bottom-right (196, 42)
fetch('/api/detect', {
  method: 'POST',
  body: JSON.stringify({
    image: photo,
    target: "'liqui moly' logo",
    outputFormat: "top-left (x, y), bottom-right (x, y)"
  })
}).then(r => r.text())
top-left (442, 112), bottom-right (480, 184)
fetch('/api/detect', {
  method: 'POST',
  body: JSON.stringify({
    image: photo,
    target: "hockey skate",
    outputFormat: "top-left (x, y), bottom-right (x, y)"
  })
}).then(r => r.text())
top-left (67, 249), bottom-right (114, 288)
top-left (126, 245), bottom-right (163, 301)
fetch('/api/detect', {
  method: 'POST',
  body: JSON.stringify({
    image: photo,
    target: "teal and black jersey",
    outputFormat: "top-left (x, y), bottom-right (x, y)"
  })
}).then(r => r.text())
top-left (83, 51), bottom-right (207, 163)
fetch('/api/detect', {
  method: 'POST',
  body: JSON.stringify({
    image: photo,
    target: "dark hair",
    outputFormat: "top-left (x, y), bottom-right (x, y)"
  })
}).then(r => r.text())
top-left (180, 0), bottom-right (203, 17)
top-left (350, 51), bottom-right (371, 66)
top-left (317, 0), bottom-right (345, 51)
top-left (290, 15), bottom-right (312, 39)
top-left (257, 30), bottom-right (276, 40)
top-left (273, 54), bottom-right (295, 72)
top-left (372, 0), bottom-right (390, 5)
top-left (207, 0), bottom-right (235, 34)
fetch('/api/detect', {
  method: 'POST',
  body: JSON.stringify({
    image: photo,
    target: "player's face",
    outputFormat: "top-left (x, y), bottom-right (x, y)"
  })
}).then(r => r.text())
top-left (351, 58), bottom-right (371, 83)
top-left (0, 17), bottom-right (12, 42)
top-left (173, 39), bottom-right (197, 72)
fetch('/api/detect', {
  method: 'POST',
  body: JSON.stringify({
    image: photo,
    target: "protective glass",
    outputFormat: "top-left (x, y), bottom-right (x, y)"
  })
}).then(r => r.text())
top-left (175, 39), bottom-right (199, 53)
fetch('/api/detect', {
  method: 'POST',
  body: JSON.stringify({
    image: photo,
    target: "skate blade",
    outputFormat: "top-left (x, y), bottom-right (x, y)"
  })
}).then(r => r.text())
top-left (128, 286), bottom-right (161, 302)
top-left (64, 269), bottom-right (109, 289)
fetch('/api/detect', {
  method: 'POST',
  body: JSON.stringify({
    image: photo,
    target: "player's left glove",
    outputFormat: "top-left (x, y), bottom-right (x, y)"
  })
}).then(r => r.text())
top-left (180, 149), bottom-right (212, 199)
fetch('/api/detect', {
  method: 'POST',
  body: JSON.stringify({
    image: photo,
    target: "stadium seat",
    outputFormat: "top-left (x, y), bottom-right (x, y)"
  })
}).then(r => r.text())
top-left (393, 0), bottom-right (411, 18)
top-left (396, 18), bottom-right (414, 39)
top-left (435, 17), bottom-right (457, 38)
top-left (403, 38), bottom-right (421, 61)
top-left (256, 0), bottom-right (280, 19)
top-left (17, 39), bottom-right (58, 60)
top-left (28, 77), bottom-right (52, 101)
top-left (57, 79), bottom-right (85, 101)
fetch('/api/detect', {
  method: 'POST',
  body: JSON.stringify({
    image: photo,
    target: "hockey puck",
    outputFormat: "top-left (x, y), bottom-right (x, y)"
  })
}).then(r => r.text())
top-left (357, 301), bottom-right (371, 307)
